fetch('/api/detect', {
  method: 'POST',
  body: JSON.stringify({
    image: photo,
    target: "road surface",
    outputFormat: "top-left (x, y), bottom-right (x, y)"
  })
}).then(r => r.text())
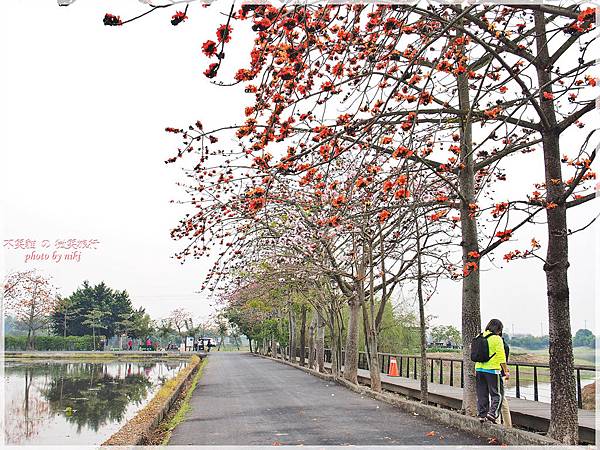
top-left (169, 352), bottom-right (488, 445)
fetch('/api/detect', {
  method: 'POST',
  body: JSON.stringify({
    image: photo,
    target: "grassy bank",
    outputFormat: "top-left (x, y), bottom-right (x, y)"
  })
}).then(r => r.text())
top-left (510, 346), bottom-right (596, 366)
top-left (154, 357), bottom-right (208, 444)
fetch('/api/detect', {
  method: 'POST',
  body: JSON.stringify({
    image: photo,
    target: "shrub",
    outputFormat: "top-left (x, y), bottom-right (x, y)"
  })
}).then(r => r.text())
top-left (4, 335), bottom-right (106, 351)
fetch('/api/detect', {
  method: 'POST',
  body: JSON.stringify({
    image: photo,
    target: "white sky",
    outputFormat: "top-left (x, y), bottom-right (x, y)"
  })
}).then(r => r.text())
top-left (1, 0), bottom-right (598, 336)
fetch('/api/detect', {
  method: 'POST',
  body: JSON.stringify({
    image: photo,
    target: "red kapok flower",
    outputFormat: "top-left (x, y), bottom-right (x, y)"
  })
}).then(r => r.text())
top-left (378, 210), bottom-right (391, 223)
top-left (281, 17), bottom-right (297, 31)
top-left (332, 194), bottom-right (346, 208)
top-left (171, 11), bottom-right (188, 26)
top-left (204, 63), bottom-right (219, 78)
top-left (202, 40), bottom-right (218, 57)
top-left (216, 24), bottom-right (233, 43)
top-left (355, 177), bottom-right (368, 189)
top-left (382, 180), bottom-right (393, 193)
top-left (235, 69), bottom-right (255, 82)
top-left (103, 13), bottom-right (122, 26)
top-left (495, 229), bottom-right (513, 241)
top-left (542, 91), bottom-right (554, 100)
top-left (463, 261), bottom-right (479, 276)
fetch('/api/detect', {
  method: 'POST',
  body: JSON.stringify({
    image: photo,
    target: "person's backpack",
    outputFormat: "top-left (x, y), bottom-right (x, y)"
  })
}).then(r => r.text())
top-left (470, 333), bottom-right (496, 362)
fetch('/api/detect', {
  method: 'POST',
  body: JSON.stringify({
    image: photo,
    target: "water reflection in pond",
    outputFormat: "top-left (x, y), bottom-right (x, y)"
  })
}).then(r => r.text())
top-left (4, 359), bottom-right (188, 445)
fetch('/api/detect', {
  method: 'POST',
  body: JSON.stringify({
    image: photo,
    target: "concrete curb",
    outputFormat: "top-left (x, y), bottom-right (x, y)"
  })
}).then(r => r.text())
top-left (256, 354), bottom-right (560, 446)
top-left (102, 355), bottom-right (204, 446)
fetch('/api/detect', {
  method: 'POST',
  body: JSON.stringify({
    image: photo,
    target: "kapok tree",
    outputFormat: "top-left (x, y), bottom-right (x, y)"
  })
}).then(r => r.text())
top-left (430, 5), bottom-right (597, 442)
top-left (4, 270), bottom-right (58, 350)
top-left (69, 2), bottom-right (596, 440)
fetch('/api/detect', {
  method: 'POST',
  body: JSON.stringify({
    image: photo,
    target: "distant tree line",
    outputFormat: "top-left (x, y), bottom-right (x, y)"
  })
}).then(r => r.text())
top-left (504, 329), bottom-right (596, 350)
top-left (504, 334), bottom-right (550, 350)
top-left (572, 329), bottom-right (596, 348)
top-left (4, 271), bottom-right (154, 350)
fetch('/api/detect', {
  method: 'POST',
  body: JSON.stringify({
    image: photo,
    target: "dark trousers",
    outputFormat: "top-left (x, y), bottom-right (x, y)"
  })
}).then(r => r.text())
top-left (476, 370), bottom-right (504, 419)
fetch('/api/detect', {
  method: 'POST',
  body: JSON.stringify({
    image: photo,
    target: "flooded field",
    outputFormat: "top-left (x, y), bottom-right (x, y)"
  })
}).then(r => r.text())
top-left (4, 359), bottom-right (188, 445)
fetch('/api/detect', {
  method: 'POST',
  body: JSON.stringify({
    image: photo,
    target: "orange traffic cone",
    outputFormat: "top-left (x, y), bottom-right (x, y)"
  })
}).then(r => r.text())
top-left (388, 357), bottom-right (399, 377)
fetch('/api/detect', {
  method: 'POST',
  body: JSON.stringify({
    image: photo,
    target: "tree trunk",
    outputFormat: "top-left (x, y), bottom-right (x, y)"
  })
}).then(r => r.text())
top-left (249, 338), bottom-right (253, 354)
top-left (30, 329), bottom-right (36, 351)
top-left (361, 293), bottom-right (381, 391)
top-left (417, 224), bottom-right (429, 404)
top-left (299, 306), bottom-right (307, 366)
top-left (418, 312), bottom-right (429, 404)
top-left (288, 307), bottom-right (296, 363)
top-left (343, 294), bottom-right (360, 384)
top-left (317, 311), bottom-right (325, 373)
top-left (271, 334), bottom-right (277, 358)
top-left (457, 46), bottom-right (481, 416)
top-left (366, 326), bottom-right (381, 392)
top-left (329, 309), bottom-right (340, 377)
top-left (534, 11), bottom-right (578, 444)
top-left (308, 313), bottom-right (316, 369)
top-left (26, 329), bottom-right (32, 351)
top-left (92, 326), bottom-right (96, 351)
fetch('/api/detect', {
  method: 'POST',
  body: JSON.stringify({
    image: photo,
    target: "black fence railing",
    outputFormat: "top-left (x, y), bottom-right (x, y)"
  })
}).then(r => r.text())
top-left (295, 347), bottom-right (595, 408)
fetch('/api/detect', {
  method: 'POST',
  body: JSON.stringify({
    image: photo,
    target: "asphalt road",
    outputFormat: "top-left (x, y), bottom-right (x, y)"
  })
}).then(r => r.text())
top-left (169, 352), bottom-right (488, 446)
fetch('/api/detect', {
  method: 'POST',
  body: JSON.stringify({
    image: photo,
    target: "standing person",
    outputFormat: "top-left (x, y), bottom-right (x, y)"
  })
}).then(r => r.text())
top-left (500, 332), bottom-right (512, 428)
top-left (472, 319), bottom-right (509, 423)
top-left (128, 338), bottom-right (133, 351)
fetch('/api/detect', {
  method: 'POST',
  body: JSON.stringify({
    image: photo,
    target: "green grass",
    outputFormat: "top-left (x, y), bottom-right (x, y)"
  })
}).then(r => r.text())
top-left (160, 357), bottom-right (208, 445)
top-left (510, 346), bottom-right (597, 366)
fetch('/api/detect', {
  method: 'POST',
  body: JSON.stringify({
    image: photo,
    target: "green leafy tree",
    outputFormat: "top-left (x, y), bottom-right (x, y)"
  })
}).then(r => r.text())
top-left (430, 325), bottom-right (462, 346)
top-left (52, 295), bottom-right (81, 338)
top-left (573, 329), bottom-right (595, 348)
top-left (506, 334), bottom-right (549, 350)
top-left (131, 307), bottom-right (154, 339)
top-left (82, 308), bottom-right (109, 349)
top-left (50, 281), bottom-right (135, 338)
top-left (155, 318), bottom-right (175, 342)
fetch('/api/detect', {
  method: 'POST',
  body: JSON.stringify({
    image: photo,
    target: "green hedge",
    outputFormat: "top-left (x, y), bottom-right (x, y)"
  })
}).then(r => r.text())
top-left (4, 335), bottom-right (106, 351)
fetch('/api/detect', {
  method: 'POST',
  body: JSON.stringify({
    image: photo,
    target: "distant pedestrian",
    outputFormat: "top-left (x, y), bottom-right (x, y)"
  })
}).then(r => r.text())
top-left (128, 339), bottom-right (133, 351)
top-left (471, 319), bottom-right (509, 424)
top-left (146, 337), bottom-right (152, 351)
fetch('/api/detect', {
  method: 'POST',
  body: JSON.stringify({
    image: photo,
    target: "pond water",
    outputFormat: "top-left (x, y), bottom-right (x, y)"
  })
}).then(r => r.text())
top-left (4, 359), bottom-right (188, 445)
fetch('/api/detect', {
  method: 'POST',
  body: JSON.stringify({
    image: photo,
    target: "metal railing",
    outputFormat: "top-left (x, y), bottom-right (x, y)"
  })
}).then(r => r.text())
top-left (311, 348), bottom-right (596, 408)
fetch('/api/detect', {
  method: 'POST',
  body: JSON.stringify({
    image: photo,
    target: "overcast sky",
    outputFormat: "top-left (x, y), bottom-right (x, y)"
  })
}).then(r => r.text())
top-left (1, 0), bottom-right (598, 336)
